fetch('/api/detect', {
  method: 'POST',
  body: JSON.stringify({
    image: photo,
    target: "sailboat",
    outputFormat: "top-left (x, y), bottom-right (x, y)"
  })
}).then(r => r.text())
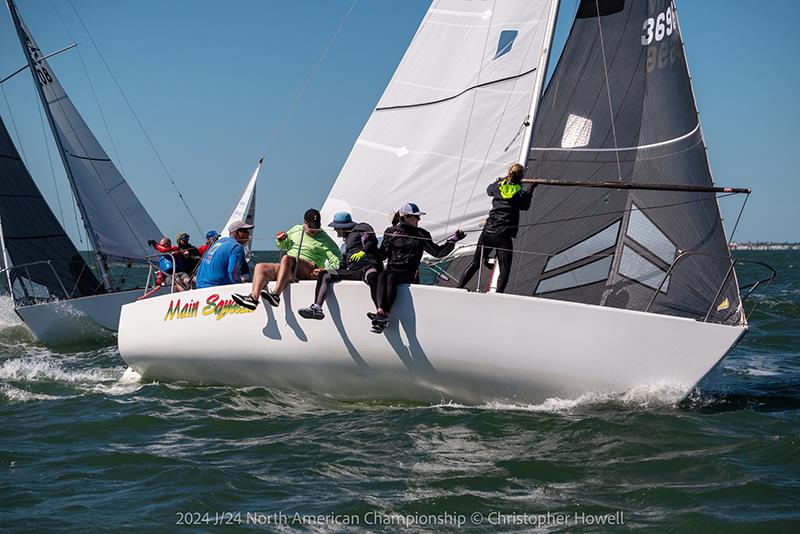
top-left (118, 0), bottom-right (758, 403)
top-left (0, 0), bottom-right (170, 343)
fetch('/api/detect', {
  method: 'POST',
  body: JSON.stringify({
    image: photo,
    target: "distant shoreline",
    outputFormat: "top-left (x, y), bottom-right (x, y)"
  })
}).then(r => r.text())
top-left (730, 243), bottom-right (800, 250)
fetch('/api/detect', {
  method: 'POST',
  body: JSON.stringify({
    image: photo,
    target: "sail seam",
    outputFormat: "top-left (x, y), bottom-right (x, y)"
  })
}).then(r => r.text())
top-left (375, 66), bottom-right (537, 112)
top-left (66, 151), bottom-right (112, 162)
top-left (531, 123), bottom-right (701, 152)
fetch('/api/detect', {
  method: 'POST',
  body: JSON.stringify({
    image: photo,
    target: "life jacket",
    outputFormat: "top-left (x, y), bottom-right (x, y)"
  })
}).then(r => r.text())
top-left (482, 178), bottom-right (534, 238)
top-left (381, 222), bottom-right (454, 271)
top-left (340, 222), bottom-right (380, 271)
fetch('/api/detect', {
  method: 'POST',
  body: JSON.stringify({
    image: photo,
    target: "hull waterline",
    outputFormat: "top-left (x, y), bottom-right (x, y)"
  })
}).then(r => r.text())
top-left (15, 288), bottom-right (162, 344)
top-left (118, 282), bottom-right (746, 403)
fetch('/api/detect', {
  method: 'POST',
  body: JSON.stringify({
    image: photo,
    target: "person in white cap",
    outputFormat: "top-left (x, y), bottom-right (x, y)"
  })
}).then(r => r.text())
top-left (195, 219), bottom-right (253, 289)
top-left (369, 202), bottom-right (464, 333)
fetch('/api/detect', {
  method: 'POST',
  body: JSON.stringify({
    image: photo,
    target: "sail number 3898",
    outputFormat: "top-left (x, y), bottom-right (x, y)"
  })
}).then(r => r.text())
top-left (641, 6), bottom-right (675, 46)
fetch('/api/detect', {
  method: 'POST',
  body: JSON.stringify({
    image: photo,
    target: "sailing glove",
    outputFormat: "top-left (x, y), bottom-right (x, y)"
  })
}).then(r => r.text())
top-left (147, 240), bottom-right (157, 248)
top-left (446, 230), bottom-right (466, 243)
top-left (350, 251), bottom-right (366, 263)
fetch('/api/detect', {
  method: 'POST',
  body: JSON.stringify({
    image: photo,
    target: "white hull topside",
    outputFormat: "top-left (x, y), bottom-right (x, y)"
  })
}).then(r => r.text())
top-left (15, 288), bottom-right (162, 345)
top-left (118, 282), bottom-right (746, 404)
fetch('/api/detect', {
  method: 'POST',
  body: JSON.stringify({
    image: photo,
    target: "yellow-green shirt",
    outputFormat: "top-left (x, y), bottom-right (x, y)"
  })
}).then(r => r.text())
top-left (276, 225), bottom-right (340, 269)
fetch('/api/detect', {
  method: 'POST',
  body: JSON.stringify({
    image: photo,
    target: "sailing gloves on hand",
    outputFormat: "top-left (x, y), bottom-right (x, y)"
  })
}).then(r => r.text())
top-left (349, 251), bottom-right (366, 263)
top-left (147, 240), bottom-right (157, 248)
top-left (446, 230), bottom-right (467, 243)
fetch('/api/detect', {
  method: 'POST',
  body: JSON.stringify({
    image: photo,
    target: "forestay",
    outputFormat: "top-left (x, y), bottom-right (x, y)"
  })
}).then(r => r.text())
top-left (509, 0), bottom-right (741, 324)
top-left (322, 0), bottom-right (558, 245)
top-left (10, 3), bottom-right (161, 262)
top-left (0, 114), bottom-right (101, 300)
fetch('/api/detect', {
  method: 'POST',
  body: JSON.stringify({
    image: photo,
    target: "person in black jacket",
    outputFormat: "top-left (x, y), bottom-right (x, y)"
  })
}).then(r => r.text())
top-left (298, 212), bottom-right (381, 320)
top-left (457, 163), bottom-right (534, 293)
top-left (371, 203), bottom-right (464, 332)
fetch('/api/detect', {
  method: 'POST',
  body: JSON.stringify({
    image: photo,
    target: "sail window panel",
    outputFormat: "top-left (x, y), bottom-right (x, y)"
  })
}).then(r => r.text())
top-left (326, 72), bottom-right (538, 245)
top-left (544, 221), bottom-right (620, 272)
top-left (618, 246), bottom-right (670, 292)
top-left (378, 0), bottom-right (550, 108)
top-left (626, 206), bottom-right (677, 265)
top-left (560, 114), bottom-right (593, 148)
top-left (536, 255), bottom-right (613, 294)
top-left (494, 30), bottom-right (518, 60)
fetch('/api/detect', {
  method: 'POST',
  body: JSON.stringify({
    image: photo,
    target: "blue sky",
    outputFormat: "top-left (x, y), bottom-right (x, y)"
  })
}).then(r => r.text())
top-left (0, 0), bottom-right (797, 247)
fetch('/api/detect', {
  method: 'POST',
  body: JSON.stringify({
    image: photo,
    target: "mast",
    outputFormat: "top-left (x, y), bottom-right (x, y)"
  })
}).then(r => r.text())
top-left (6, 0), bottom-right (114, 290)
top-left (517, 0), bottom-right (561, 165)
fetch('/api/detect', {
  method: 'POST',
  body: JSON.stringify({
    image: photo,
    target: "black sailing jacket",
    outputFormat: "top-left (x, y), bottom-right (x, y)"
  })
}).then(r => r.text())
top-left (481, 178), bottom-right (534, 238)
top-left (338, 222), bottom-right (381, 272)
top-left (380, 221), bottom-right (454, 272)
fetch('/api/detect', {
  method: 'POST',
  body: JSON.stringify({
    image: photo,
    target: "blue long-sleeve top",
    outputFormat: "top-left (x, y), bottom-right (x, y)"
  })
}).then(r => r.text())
top-left (195, 236), bottom-right (245, 288)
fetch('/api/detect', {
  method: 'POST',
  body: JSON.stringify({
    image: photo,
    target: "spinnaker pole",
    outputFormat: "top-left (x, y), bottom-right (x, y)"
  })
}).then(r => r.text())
top-left (6, 0), bottom-right (114, 290)
top-left (522, 178), bottom-right (751, 194)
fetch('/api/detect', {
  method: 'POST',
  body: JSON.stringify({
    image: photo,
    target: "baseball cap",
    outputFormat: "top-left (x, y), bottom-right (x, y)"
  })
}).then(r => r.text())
top-left (399, 202), bottom-right (426, 217)
top-left (205, 230), bottom-right (219, 240)
top-left (328, 211), bottom-right (356, 229)
top-left (304, 208), bottom-right (322, 229)
top-left (228, 220), bottom-right (254, 233)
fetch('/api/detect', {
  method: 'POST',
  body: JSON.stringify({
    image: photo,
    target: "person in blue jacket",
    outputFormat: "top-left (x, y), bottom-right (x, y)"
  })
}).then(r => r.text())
top-left (195, 220), bottom-right (253, 289)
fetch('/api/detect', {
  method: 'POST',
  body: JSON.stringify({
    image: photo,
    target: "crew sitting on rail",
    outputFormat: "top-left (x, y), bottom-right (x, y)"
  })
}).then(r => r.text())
top-left (197, 230), bottom-right (219, 257)
top-left (231, 208), bottom-right (341, 310)
top-left (369, 203), bottom-right (465, 333)
top-left (175, 232), bottom-right (202, 274)
top-left (297, 211), bottom-right (382, 320)
top-left (457, 163), bottom-right (534, 293)
top-left (195, 220), bottom-right (253, 289)
top-left (148, 237), bottom-right (191, 291)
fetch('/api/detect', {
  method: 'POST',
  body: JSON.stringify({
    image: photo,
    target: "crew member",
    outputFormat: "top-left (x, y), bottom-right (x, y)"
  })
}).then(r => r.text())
top-left (231, 209), bottom-right (340, 310)
top-left (298, 212), bottom-right (381, 320)
top-left (370, 203), bottom-right (464, 332)
top-left (457, 163), bottom-right (534, 293)
top-left (195, 220), bottom-right (253, 288)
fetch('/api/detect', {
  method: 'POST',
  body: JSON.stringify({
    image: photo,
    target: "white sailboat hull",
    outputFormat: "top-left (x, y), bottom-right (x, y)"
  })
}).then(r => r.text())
top-left (118, 282), bottom-right (746, 403)
top-left (16, 288), bottom-right (160, 344)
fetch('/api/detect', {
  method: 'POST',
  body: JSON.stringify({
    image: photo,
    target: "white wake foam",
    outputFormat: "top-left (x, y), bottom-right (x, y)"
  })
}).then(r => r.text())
top-left (432, 382), bottom-right (692, 413)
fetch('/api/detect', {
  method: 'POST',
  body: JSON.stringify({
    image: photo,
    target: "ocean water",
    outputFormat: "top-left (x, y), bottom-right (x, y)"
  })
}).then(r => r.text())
top-left (1, 251), bottom-right (798, 532)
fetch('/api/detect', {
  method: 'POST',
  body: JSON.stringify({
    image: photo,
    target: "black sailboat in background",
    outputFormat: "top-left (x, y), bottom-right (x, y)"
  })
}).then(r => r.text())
top-left (1, 0), bottom-right (165, 343)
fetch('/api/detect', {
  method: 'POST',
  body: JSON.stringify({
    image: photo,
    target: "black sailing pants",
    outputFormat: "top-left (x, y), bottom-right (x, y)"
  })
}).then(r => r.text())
top-left (375, 268), bottom-right (415, 313)
top-left (315, 267), bottom-right (379, 307)
top-left (457, 231), bottom-right (514, 293)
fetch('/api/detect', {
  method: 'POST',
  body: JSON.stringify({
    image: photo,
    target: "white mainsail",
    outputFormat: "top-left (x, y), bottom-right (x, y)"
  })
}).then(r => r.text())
top-left (321, 0), bottom-right (559, 245)
top-left (222, 159), bottom-right (261, 252)
top-left (7, 1), bottom-right (162, 263)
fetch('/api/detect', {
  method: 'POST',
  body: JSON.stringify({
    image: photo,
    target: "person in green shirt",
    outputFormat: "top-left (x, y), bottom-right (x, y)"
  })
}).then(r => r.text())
top-left (232, 209), bottom-right (341, 310)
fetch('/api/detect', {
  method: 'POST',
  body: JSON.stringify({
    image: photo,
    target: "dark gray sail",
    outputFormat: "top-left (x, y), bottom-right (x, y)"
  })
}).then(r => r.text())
top-left (0, 115), bottom-right (101, 302)
top-left (507, 0), bottom-right (741, 324)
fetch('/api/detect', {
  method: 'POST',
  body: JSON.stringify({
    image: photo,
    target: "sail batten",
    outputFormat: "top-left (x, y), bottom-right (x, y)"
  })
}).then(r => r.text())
top-left (0, 114), bottom-right (102, 300)
top-left (322, 0), bottom-right (560, 245)
top-left (508, 0), bottom-right (742, 325)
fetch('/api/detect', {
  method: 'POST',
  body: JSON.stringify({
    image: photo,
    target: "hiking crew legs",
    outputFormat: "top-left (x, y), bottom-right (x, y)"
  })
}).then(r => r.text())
top-left (458, 232), bottom-right (514, 293)
top-left (376, 269), bottom-right (415, 314)
top-left (250, 255), bottom-right (317, 299)
top-left (314, 267), bottom-right (379, 307)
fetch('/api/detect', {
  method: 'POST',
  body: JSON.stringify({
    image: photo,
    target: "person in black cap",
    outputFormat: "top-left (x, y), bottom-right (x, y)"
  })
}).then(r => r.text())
top-left (298, 211), bottom-right (381, 320)
top-left (457, 163), bottom-right (534, 293)
top-left (232, 208), bottom-right (341, 310)
top-left (369, 202), bottom-right (464, 333)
